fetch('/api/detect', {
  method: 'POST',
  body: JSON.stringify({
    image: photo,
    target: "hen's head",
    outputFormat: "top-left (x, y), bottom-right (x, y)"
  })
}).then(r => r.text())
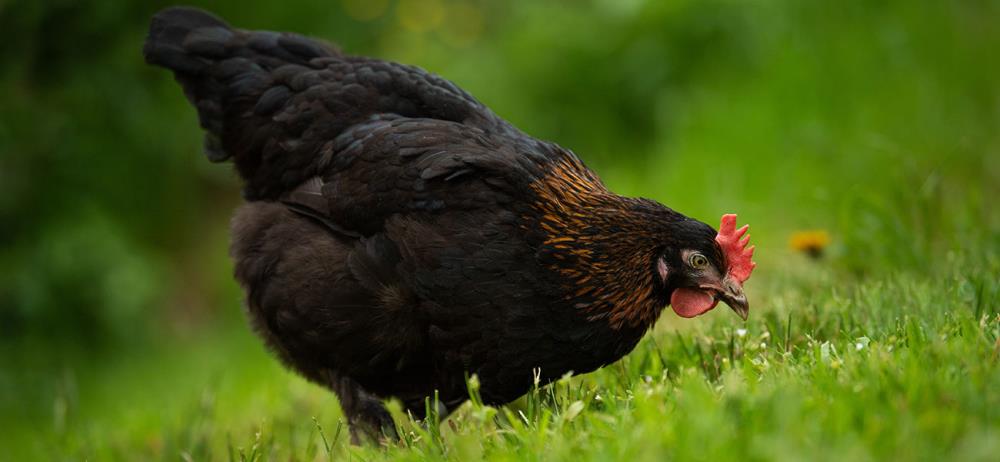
top-left (656, 214), bottom-right (756, 320)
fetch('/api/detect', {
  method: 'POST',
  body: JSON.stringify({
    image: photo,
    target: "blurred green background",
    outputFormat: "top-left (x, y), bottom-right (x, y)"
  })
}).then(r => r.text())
top-left (1, 0), bottom-right (997, 460)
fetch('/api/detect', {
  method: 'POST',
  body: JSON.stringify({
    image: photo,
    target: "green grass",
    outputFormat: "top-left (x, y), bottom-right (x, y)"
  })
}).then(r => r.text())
top-left (6, 249), bottom-right (997, 461)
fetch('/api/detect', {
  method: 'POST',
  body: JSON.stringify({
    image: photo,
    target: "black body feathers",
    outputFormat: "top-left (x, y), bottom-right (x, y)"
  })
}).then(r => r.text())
top-left (145, 7), bottom-right (695, 430)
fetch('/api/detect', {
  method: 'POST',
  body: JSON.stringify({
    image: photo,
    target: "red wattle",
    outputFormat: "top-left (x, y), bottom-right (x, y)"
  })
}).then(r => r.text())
top-left (670, 288), bottom-right (719, 318)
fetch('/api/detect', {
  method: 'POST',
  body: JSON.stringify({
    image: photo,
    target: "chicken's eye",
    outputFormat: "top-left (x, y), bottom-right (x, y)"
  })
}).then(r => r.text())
top-left (688, 253), bottom-right (709, 269)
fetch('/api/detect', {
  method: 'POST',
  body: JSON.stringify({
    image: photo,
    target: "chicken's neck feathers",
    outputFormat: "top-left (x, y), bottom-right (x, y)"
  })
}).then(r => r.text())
top-left (527, 156), bottom-right (681, 331)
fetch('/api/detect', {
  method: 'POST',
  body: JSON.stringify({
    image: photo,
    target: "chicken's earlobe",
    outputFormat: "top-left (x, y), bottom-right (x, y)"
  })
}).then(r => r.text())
top-left (656, 257), bottom-right (669, 282)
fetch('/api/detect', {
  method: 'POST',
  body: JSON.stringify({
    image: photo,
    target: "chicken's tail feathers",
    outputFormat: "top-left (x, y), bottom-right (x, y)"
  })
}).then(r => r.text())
top-left (144, 7), bottom-right (233, 161)
top-left (144, 7), bottom-right (231, 66)
top-left (143, 6), bottom-right (337, 163)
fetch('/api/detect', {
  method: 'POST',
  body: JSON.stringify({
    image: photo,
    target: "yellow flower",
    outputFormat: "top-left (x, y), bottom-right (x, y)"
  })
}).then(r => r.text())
top-left (789, 230), bottom-right (831, 259)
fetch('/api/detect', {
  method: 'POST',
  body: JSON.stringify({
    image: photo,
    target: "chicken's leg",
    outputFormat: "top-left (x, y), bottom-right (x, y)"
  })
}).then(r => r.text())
top-left (322, 370), bottom-right (398, 444)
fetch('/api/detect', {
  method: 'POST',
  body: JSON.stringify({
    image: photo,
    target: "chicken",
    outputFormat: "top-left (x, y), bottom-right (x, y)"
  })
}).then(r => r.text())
top-left (144, 7), bottom-right (756, 442)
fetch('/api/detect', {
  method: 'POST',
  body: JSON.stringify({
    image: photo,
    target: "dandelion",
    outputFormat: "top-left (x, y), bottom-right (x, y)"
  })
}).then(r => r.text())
top-left (790, 230), bottom-right (831, 259)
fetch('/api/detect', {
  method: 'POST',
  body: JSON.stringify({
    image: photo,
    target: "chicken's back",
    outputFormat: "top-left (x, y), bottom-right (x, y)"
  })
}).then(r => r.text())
top-left (144, 7), bottom-right (514, 200)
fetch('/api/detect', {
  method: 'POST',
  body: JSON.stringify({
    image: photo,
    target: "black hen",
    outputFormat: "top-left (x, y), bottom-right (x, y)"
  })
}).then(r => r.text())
top-left (144, 7), bottom-right (755, 442)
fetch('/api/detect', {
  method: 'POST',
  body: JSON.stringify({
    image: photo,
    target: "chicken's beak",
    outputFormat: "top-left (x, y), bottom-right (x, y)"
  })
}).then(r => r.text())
top-left (715, 276), bottom-right (749, 321)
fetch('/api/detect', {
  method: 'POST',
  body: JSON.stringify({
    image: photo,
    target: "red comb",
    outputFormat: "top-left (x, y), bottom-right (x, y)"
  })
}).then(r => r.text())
top-left (716, 214), bottom-right (756, 283)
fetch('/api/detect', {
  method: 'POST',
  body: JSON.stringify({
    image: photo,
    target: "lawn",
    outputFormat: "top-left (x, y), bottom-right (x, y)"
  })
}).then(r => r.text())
top-left (1, 1), bottom-right (998, 460)
top-left (10, 253), bottom-right (997, 461)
